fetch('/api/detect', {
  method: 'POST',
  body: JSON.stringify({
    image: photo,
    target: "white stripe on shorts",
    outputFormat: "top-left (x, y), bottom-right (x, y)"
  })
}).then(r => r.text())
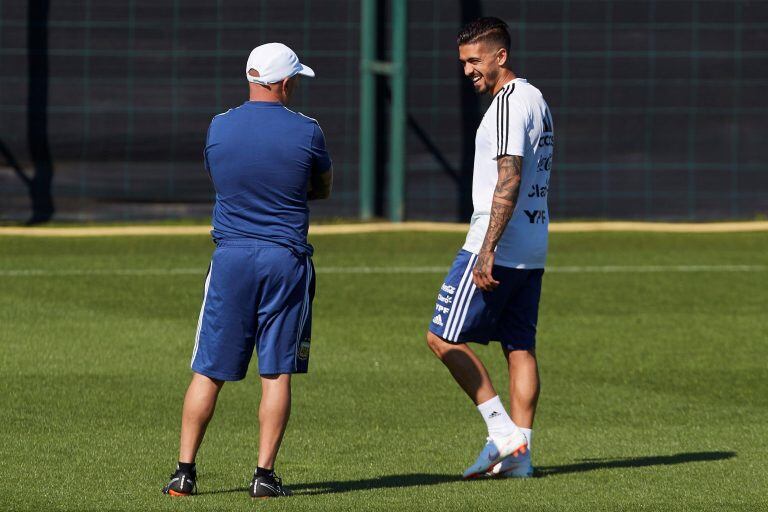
top-left (450, 281), bottom-right (477, 340)
top-left (294, 256), bottom-right (312, 371)
top-left (190, 262), bottom-right (213, 368)
top-left (299, 257), bottom-right (312, 332)
top-left (442, 253), bottom-right (477, 340)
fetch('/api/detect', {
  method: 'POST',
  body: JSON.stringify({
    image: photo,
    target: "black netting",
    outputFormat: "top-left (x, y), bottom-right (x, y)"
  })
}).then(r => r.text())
top-left (1, 1), bottom-right (766, 222)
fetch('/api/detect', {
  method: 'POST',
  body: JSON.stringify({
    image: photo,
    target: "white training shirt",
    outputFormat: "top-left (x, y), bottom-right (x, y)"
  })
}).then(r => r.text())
top-left (462, 78), bottom-right (554, 269)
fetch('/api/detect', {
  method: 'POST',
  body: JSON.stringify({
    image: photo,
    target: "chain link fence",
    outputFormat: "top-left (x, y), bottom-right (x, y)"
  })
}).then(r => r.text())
top-left (1, 1), bottom-right (766, 222)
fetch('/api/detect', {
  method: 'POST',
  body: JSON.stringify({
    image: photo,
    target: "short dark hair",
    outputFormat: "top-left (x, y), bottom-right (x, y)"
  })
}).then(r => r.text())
top-left (457, 17), bottom-right (511, 51)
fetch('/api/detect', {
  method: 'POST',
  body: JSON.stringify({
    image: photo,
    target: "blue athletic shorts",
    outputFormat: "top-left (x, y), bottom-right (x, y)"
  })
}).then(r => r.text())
top-left (191, 239), bottom-right (315, 380)
top-left (428, 249), bottom-right (543, 350)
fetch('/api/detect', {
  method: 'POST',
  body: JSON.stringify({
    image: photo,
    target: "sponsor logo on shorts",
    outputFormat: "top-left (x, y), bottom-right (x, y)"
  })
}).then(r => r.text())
top-left (298, 339), bottom-right (311, 360)
top-left (437, 294), bottom-right (452, 304)
top-left (435, 305), bottom-right (450, 314)
top-left (441, 283), bottom-right (456, 294)
top-left (432, 315), bottom-right (444, 327)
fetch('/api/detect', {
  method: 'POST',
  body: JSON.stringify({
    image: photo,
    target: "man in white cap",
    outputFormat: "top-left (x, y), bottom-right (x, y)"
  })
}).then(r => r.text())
top-left (163, 42), bottom-right (332, 500)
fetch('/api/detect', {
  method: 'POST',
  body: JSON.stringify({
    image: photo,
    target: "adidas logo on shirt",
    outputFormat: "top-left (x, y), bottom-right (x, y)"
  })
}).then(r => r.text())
top-left (432, 315), bottom-right (444, 327)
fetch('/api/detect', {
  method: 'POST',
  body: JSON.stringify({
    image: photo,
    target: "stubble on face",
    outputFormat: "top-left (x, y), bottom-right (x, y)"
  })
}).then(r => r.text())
top-left (480, 65), bottom-right (500, 95)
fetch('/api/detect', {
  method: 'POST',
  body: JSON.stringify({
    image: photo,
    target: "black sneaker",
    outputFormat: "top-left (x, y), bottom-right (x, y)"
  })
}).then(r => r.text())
top-left (249, 471), bottom-right (292, 499)
top-left (162, 466), bottom-right (197, 496)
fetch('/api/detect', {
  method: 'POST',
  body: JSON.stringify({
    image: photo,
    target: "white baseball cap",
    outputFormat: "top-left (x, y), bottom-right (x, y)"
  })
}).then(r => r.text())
top-left (246, 42), bottom-right (315, 85)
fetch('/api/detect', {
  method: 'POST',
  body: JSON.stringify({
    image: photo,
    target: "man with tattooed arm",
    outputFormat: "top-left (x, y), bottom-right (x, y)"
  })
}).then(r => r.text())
top-left (426, 17), bottom-right (554, 480)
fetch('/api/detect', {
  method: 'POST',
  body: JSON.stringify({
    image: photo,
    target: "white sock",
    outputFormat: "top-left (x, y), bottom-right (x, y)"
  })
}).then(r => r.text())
top-left (519, 428), bottom-right (533, 451)
top-left (477, 396), bottom-right (517, 439)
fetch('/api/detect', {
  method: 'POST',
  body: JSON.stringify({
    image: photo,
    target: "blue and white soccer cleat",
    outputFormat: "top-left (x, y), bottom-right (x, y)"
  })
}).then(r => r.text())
top-left (461, 430), bottom-right (528, 480)
top-left (486, 449), bottom-right (534, 478)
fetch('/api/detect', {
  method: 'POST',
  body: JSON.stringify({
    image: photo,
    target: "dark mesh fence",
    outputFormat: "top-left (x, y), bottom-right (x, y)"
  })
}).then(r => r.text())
top-left (1, 1), bottom-right (766, 222)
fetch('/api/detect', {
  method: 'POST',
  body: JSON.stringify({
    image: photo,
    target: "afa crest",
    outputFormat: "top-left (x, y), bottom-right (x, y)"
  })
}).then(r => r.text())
top-left (298, 339), bottom-right (311, 360)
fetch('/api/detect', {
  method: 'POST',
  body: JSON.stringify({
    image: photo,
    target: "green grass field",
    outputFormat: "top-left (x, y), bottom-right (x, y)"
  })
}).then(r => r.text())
top-left (1, 231), bottom-right (766, 511)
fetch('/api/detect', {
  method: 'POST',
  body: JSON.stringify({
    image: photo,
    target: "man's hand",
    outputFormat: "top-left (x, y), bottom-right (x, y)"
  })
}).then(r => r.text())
top-left (473, 249), bottom-right (499, 291)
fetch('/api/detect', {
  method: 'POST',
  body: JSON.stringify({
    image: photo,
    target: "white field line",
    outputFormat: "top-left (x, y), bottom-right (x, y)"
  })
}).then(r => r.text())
top-left (1, 221), bottom-right (768, 237)
top-left (0, 264), bottom-right (764, 278)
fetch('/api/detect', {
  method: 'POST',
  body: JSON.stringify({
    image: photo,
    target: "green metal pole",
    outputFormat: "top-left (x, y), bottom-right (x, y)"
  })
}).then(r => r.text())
top-left (359, 0), bottom-right (376, 220)
top-left (388, 0), bottom-right (407, 222)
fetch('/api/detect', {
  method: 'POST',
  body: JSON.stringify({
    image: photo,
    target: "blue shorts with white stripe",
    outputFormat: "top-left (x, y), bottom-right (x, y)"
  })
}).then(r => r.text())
top-left (429, 249), bottom-right (543, 350)
top-left (191, 239), bottom-right (314, 379)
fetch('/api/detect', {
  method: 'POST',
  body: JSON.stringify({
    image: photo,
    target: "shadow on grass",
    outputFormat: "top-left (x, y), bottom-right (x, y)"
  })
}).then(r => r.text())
top-left (292, 473), bottom-right (459, 496)
top-left (196, 451), bottom-right (736, 496)
top-left (536, 451), bottom-right (737, 477)
top-left (195, 474), bottom-right (458, 496)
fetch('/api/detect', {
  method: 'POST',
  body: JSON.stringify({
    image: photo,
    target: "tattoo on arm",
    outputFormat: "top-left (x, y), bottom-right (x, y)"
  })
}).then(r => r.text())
top-left (479, 155), bottom-right (522, 254)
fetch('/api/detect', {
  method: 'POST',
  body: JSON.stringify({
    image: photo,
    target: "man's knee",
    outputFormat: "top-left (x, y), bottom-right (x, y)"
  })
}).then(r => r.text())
top-left (426, 330), bottom-right (451, 357)
top-left (191, 372), bottom-right (225, 391)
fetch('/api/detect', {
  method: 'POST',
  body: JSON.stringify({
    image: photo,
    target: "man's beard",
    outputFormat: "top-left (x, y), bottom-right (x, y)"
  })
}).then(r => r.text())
top-left (476, 68), bottom-right (499, 95)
